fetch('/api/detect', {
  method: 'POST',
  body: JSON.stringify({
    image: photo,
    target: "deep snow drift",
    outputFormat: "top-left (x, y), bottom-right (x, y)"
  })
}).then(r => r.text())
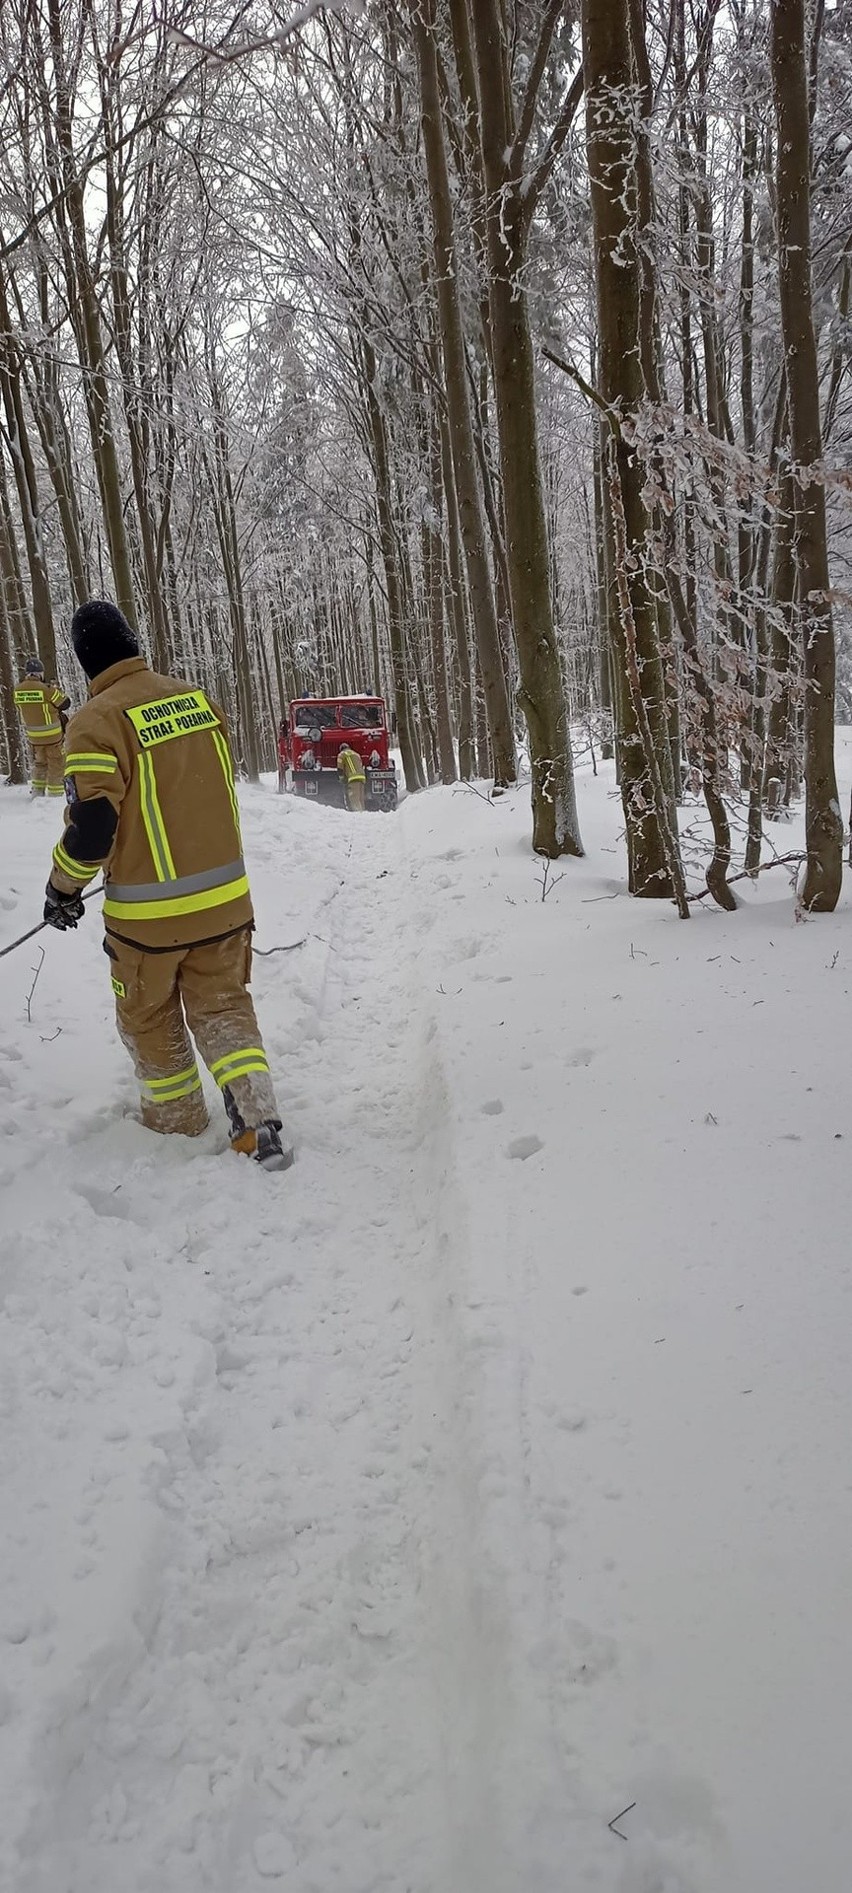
top-left (2, 752), bottom-right (852, 1893)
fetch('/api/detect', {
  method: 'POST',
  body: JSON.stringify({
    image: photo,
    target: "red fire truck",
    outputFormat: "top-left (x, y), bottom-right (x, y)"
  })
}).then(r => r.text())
top-left (277, 696), bottom-right (398, 810)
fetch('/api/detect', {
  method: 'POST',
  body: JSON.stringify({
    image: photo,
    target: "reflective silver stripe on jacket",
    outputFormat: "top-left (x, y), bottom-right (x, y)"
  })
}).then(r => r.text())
top-left (105, 858), bottom-right (246, 903)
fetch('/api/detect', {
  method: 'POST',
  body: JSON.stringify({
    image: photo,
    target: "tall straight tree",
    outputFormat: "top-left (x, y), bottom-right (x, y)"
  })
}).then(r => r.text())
top-left (582, 0), bottom-right (686, 903)
top-left (0, 265), bottom-right (57, 675)
top-left (0, 592), bottom-right (26, 782)
top-left (452, 0), bottom-right (583, 857)
top-left (44, 0), bottom-right (138, 631)
top-left (411, 0), bottom-right (515, 789)
top-left (770, 0), bottom-right (842, 911)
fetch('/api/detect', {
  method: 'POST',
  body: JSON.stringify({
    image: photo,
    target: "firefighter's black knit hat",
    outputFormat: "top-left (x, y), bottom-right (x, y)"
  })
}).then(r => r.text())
top-left (71, 599), bottom-right (140, 680)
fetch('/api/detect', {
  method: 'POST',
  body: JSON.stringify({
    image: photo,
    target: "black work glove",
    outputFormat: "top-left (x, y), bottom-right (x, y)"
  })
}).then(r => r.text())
top-left (44, 882), bottom-right (85, 931)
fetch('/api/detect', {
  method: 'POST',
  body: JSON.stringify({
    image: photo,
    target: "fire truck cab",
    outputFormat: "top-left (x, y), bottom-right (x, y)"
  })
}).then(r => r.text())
top-left (278, 696), bottom-right (398, 811)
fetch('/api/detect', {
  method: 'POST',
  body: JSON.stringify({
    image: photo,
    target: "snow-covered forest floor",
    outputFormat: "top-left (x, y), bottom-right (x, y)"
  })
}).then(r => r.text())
top-left (2, 746), bottom-right (852, 1893)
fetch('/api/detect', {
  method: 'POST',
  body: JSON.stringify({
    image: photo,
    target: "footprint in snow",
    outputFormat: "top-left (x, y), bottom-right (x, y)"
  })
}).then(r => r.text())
top-left (74, 1182), bottom-right (134, 1222)
top-left (252, 1833), bottom-right (296, 1879)
top-left (480, 1099), bottom-right (504, 1116)
top-left (507, 1134), bottom-right (544, 1161)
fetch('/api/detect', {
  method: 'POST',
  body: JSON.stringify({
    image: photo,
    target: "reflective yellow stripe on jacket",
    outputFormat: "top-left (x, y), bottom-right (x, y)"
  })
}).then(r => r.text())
top-left (103, 864), bottom-right (250, 923)
top-left (138, 749), bottom-right (177, 881)
top-left (53, 842), bottom-right (98, 885)
top-left (211, 728), bottom-right (242, 841)
top-left (65, 751), bottom-right (117, 776)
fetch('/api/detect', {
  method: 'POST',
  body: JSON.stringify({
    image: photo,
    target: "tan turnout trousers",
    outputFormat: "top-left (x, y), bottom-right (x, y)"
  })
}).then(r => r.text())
top-left (30, 739), bottom-right (66, 798)
top-left (106, 926), bottom-right (278, 1139)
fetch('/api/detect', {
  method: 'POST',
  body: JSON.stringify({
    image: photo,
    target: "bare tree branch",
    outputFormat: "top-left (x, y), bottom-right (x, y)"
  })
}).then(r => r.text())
top-left (509, 0), bottom-right (564, 175)
top-left (522, 67), bottom-right (583, 220)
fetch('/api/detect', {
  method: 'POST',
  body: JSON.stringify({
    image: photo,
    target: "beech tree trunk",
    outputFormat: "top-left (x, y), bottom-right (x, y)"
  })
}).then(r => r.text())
top-left (463, 0), bottom-right (583, 856)
top-left (764, 464), bottom-right (798, 810)
top-left (441, 415), bottom-right (475, 781)
top-left (46, 0), bottom-right (138, 631)
top-left (582, 0), bottom-right (684, 899)
top-left (0, 267), bottom-right (57, 675)
top-left (103, 100), bottom-right (169, 672)
top-left (771, 0), bottom-right (842, 911)
top-left (423, 409), bottom-right (457, 784)
top-left (412, 0), bottom-right (515, 789)
top-left (0, 455), bottom-right (35, 667)
top-left (0, 591), bottom-right (27, 782)
top-left (361, 336), bottom-right (425, 793)
top-left (18, 249), bottom-right (90, 606)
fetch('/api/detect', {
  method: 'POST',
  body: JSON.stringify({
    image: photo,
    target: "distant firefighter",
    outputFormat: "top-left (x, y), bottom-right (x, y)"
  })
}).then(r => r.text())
top-left (337, 743), bottom-right (366, 811)
top-left (14, 655), bottom-right (70, 798)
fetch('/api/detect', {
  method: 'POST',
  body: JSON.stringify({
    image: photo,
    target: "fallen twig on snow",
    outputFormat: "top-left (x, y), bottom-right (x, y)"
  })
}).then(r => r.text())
top-left (254, 937), bottom-right (308, 957)
top-left (26, 947), bottom-right (45, 1023)
top-left (453, 781), bottom-right (496, 807)
top-left (537, 859), bottom-right (565, 902)
top-left (607, 1801), bottom-right (637, 1841)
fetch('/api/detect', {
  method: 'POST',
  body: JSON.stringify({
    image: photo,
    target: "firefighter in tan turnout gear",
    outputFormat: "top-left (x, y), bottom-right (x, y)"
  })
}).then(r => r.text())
top-left (15, 655), bottom-right (70, 797)
top-left (337, 742), bottom-right (366, 812)
top-left (43, 599), bottom-right (292, 1173)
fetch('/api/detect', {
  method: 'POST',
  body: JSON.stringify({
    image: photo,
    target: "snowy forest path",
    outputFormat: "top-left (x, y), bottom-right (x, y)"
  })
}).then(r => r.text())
top-left (6, 774), bottom-right (852, 1893)
top-left (1, 794), bottom-right (548, 1893)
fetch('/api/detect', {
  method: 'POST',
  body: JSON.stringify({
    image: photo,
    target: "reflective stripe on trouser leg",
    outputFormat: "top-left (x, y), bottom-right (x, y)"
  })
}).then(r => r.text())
top-left (110, 941), bottom-right (210, 1137)
top-left (45, 741), bottom-right (66, 795)
top-left (140, 1063), bottom-right (203, 1104)
top-left (178, 930), bottom-right (279, 1134)
top-left (209, 1046), bottom-right (270, 1087)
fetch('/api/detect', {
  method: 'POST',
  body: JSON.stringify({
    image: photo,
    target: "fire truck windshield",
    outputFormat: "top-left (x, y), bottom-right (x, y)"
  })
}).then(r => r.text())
top-left (340, 703), bottom-right (383, 729)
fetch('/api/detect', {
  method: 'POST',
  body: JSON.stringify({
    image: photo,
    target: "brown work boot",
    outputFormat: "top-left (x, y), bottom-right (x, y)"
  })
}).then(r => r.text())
top-left (231, 1118), bottom-right (294, 1173)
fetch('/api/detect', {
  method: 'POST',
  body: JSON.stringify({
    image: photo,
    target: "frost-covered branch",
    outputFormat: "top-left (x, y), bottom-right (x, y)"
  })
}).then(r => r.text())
top-left (161, 0), bottom-right (366, 65)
